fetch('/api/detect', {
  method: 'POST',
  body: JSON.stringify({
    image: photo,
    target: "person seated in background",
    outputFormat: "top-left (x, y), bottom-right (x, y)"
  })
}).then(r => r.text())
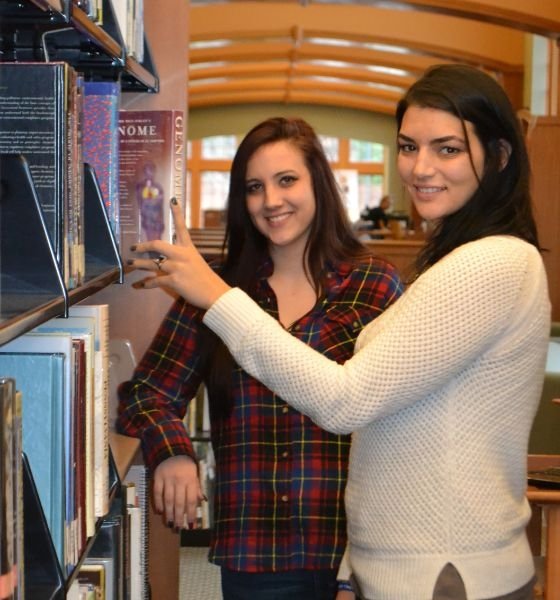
top-left (360, 194), bottom-right (391, 230)
top-left (118, 116), bottom-right (403, 600)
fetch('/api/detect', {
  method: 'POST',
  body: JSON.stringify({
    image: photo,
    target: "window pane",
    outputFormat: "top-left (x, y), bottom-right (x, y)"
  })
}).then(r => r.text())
top-left (349, 139), bottom-right (384, 163)
top-left (358, 174), bottom-right (384, 216)
top-left (200, 171), bottom-right (230, 211)
top-left (319, 135), bottom-right (339, 161)
top-left (201, 135), bottom-right (237, 159)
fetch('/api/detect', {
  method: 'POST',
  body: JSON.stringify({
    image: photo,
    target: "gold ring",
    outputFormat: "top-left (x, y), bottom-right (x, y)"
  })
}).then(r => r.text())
top-left (153, 255), bottom-right (167, 271)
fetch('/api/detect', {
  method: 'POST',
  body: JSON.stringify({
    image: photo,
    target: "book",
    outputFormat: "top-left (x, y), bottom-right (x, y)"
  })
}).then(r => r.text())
top-left (112, 0), bottom-right (144, 62)
top-left (77, 563), bottom-right (105, 599)
top-left (0, 337), bottom-right (72, 571)
top-left (69, 304), bottom-right (111, 520)
top-left (123, 465), bottom-right (149, 599)
top-left (125, 483), bottom-right (142, 600)
top-left (84, 556), bottom-right (115, 600)
top-left (0, 62), bottom-right (84, 289)
top-left (88, 498), bottom-right (124, 600)
top-left (32, 316), bottom-right (99, 543)
top-left (118, 110), bottom-right (186, 259)
top-left (12, 390), bottom-right (23, 600)
top-left (0, 378), bottom-right (16, 600)
top-left (82, 81), bottom-right (121, 240)
top-left (71, 338), bottom-right (87, 561)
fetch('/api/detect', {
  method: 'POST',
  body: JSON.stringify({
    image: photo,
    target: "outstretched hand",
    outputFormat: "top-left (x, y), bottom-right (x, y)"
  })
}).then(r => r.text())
top-left (127, 197), bottom-right (231, 310)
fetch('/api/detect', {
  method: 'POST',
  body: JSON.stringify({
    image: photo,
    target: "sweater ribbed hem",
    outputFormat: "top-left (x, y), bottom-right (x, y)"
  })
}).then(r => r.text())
top-left (349, 531), bottom-right (534, 600)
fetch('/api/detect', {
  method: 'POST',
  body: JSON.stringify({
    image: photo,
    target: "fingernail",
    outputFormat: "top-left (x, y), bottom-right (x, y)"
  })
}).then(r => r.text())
top-left (188, 521), bottom-right (194, 530)
top-left (174, 526), bottom-right (180, 534)
top-left (170, 197), bottom-right (177, 205)
top-left (130, 244), bottom-right (137, 251)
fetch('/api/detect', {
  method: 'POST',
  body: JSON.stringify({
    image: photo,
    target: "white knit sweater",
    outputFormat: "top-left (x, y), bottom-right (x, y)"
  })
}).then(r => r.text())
top-left (204, 236), bottom-right (551, 600)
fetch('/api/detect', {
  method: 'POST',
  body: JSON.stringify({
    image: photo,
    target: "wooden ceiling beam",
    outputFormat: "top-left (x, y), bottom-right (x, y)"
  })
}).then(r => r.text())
top-left (190, 3), bottom-right (528, 66)
top-left (188, 61), bottom-right (416, 90)
top-left (349, 0), bottom-right (560, 39)
top-left (190, 41), bottom-right (453, 74)
top-left (189, 76), bottom-right (403, 102)
top-left (188, 88), bottom-right (397, 114)
top-left (190, 28), bottom-right (522, 73)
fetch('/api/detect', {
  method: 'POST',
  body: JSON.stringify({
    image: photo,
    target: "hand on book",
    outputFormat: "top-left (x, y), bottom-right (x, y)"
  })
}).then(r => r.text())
top-left (128, 197), bottom-right (230, 310)
top-left (152, 455), bottom-right (204, 530)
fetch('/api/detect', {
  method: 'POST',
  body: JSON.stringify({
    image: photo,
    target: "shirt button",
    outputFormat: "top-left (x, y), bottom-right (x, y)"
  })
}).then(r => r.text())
top-left (281, 495), bottom-right (289, 502)
top-left (282, 405), bottom-right (289, 413)
top-left (282, 451), bottom-right (289, 458)
top-left (353, 321), bottom-right (359, 328)
top-left (293, 324), bottom-right (300, 331)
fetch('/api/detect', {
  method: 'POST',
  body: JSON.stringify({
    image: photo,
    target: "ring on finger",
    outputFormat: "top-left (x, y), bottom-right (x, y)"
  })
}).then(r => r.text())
top-left (153, 255), bottom-right (167, 271)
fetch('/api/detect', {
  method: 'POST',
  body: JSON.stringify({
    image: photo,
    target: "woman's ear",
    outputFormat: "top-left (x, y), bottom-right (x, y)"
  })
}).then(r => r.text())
top-left (498, 139), bottom-right (512, 171)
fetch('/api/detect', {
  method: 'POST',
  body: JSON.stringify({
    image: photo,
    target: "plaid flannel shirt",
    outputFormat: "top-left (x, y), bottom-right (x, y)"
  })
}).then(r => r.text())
top-left (117, 256), bottom-right (402, 572)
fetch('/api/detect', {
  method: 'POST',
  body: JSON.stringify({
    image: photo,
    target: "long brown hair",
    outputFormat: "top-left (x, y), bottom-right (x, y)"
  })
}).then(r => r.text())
top-left (200, 117), bottom-right (370, 418)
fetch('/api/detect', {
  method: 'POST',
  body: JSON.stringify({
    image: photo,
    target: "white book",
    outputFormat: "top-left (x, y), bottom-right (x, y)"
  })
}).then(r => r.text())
top-left (124, 464), bottom-right (149, 598)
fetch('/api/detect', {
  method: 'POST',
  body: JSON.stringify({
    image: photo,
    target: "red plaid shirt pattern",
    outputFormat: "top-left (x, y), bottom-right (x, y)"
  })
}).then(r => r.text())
top-left (117, 256), bottom-right (402, 571)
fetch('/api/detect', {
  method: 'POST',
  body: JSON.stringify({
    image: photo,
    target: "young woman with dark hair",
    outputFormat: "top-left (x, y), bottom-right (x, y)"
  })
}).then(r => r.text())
top-left (119, 117), bottom-right (402, 600)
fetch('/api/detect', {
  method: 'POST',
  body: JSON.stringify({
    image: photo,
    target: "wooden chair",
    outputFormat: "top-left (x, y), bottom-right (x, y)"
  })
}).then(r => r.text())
top-left (527, 454), bottom-right (560, 600)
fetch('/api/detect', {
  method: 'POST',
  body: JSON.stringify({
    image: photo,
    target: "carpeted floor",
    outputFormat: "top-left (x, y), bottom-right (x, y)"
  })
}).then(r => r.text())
top-left (179, 547), bottom-right (222, 599)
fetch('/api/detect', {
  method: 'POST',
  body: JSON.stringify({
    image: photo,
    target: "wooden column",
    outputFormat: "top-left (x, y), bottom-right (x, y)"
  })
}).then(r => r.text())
top-left (525, 116), bottom-right (560, 321)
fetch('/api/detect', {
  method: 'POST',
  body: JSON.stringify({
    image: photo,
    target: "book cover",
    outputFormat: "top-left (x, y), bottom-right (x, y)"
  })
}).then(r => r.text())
top-left (0, 342), bottom-right (70, 571)
top-left (118, 110), bottom-right (185, 259)
top-left (82, 81), bottom-right (121, 240)
top-left (0, 62), bottom-right (83, 289)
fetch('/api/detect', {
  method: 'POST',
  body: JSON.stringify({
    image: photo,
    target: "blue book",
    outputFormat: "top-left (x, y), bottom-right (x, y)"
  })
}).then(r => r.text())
top-left (0, 335), bottom-right (71, 571)
top-left (83, 81), bottom-right (121, 241)
top-left (33, 315), bottom-right (98, 548)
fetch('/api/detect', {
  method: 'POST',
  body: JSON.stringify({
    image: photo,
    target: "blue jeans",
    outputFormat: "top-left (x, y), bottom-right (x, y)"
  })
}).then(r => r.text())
top-left (220, 568), bottom-right (338, 600)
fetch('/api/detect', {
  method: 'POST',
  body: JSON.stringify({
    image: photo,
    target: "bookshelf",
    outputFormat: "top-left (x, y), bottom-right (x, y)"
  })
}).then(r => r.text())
top-left (0, 0), bottom-right (159, 597)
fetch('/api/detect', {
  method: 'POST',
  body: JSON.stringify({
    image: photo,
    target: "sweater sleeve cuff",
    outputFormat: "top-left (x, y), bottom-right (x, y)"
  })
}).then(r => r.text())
top-left (337, 546), bottom-right (352, 581)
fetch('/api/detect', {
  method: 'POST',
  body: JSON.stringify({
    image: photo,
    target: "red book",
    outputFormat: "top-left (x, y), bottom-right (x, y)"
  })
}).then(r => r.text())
top-left (118, 110), bottom-right (186, 259)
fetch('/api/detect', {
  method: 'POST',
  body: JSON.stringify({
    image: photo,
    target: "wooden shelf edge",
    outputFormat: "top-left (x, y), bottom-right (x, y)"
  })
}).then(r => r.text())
top-left (109, 431), bottom-right (141, 481)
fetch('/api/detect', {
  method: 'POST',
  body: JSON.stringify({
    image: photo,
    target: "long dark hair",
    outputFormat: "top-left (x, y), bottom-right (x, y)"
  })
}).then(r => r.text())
top-left (200, 117), bottom-right (370, 418)
top-left (396, 64), bottom-right (540, 279)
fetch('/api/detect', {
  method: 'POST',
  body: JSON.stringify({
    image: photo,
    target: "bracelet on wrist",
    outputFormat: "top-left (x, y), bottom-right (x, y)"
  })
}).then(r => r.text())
top-left (337, 580), bottom-right (353, 592)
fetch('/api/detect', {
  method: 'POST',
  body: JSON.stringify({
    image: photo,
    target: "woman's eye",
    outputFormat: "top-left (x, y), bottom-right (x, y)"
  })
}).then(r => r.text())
top-left (440, 146), bottom-right (461, 156)
top-left (398, 143), bottom-right (415, 153)
top-left (279, 175), bottom-right (297, 186)
top-left (246, 182), bottom-right (262, 194)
